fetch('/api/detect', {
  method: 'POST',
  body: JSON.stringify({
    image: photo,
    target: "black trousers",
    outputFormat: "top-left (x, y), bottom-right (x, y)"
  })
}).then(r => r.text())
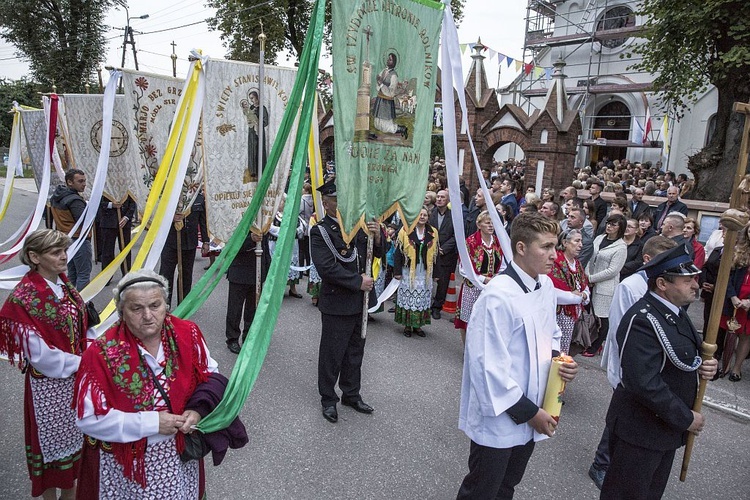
top-left (318, 313), bottom-right (366, 407)
top-left (159, 249), bottom-right (196, 306)
top-left (431, 259), bottom-right (456, 312)
top-left (225, 281), bottom-right (258, 344)
top-left (100, 225), bottom-right (132, 274)
top-left (600, 432), bottom-right (675, 500)
top-left (299, 236), bottom-right (311, 269)
top-left (456, 440), bottom-right (535, 499)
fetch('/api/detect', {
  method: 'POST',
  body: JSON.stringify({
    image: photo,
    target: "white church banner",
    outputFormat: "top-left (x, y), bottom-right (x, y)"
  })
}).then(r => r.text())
top-left (202, 58), bottom-right (298, 243)
top-left (60, 94), bottom-right (137, 203)
top-left (21, 109), bottom-right (62, 197)
top-left (121, 70), bottom-right (204, 215)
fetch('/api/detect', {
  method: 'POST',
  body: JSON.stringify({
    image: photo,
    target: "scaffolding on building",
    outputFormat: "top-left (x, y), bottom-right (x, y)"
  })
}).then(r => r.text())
top-left (502, 0), bottom-right (674, 165)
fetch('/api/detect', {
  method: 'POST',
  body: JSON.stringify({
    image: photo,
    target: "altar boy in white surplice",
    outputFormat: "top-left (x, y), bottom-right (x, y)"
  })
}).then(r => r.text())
top-left (457, 212), bottom-right (579, 499)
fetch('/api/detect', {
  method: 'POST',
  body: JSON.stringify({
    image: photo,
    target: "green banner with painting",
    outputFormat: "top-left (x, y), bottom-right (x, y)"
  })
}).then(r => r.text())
top-left (332, 0), bottom-right (444, 242)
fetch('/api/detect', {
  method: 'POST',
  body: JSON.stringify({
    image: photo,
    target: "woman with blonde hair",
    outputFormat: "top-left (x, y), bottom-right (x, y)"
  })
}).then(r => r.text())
top-left (454, 211), bottom-right (503, 344)
top-left (0, 229), bottom-right (89, 499)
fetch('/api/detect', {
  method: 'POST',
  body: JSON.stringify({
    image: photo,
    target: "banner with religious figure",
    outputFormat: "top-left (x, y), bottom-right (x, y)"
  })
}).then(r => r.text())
top-left (59, 94), bottom-right (138, 203)
top-left (202, 59), bottom-right (298, 243)
top-left (332, 0), bottom-right (443, 242)
top-left (121, 70), bottom-right (203, 215)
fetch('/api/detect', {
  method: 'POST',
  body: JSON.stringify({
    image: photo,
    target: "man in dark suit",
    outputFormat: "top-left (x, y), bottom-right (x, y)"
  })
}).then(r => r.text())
top-left (98, 195), bottom-right (136, 275)
top-left (601, 245), bottom-right (717, 499)
top-left (224, 230), bottom-right (271, 354)
top-left (653, 185), bottom-right (688, 231)
top-left (589, 180), bottom-right (608, 228)
top-left (629, 187), bottom-right (650, 220)
top-left (310, 179), bottom-right (384, 423)
top-left (159, 192), bottom-right (209, 306)
top-left (429, 190), bottom-right (457, 320)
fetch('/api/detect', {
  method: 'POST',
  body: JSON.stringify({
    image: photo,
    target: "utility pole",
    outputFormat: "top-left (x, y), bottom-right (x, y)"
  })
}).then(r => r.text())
top-left (171, 41), bottom-right (177, 78)
top-left (129, 28), bottom-right (140, 71)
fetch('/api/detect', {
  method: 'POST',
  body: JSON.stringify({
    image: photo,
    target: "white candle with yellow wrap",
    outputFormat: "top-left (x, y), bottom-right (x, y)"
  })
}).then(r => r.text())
top-left (542, 354), bottom-right (574, 422)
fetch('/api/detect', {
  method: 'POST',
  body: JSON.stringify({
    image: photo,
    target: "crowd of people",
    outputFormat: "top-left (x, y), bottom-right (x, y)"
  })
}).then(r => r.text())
top-left (1, 152), bottom-right (744, 499)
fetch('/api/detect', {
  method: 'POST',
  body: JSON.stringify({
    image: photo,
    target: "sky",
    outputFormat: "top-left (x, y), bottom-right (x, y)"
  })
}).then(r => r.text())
top-left (0, 1), bottom-right (529, 89)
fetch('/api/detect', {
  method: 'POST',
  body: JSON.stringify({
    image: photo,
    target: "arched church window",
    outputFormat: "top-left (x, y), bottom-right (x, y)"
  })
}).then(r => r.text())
top-left (595, 6), bottom-right (635, 48)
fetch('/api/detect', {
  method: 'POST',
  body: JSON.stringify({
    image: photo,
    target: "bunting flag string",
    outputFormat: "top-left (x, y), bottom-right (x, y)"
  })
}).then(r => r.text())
top-left (194, 0), bottom-right (325, 434)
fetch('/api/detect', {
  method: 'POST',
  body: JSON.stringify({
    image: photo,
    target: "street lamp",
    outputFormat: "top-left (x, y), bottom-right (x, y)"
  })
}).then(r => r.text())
top-left (120, 6), bottom-right (149, 70)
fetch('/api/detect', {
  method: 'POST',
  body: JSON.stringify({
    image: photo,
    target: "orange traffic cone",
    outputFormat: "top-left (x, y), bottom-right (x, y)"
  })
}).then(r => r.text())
top-left (442, 272), bottom-right (458, 314)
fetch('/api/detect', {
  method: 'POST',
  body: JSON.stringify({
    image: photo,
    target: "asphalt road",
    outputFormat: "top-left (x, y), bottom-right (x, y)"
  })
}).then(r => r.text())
top-left (0, 181), bottom-right (748, 499)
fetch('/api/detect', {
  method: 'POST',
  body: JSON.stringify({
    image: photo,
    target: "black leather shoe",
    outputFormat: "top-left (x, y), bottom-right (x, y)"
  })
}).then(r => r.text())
top-left (342, 399), bottom-right (374, 414)
top-left (431, 309), bottom-right (441, 320)
top-left (227, 341), bottom-right (241, 354)
top-left (415, 328), bottom-right (426, 337)
top-left (322, 405), bottom-right (338, 423)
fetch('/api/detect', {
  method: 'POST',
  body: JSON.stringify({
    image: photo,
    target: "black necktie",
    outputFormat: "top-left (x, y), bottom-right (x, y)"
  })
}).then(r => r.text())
top-left (534, 281), bottom-right (541, 291)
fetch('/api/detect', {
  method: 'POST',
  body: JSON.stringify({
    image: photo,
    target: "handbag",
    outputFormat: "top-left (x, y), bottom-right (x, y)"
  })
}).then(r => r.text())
top-left (142, 357), bottom-right (210, 462)
top-left (86, 301), bottom-right (100, 326)
top-left (570, 309), bottom-right (599, 356)
top-left (727, 306), bottom-right (741, 333)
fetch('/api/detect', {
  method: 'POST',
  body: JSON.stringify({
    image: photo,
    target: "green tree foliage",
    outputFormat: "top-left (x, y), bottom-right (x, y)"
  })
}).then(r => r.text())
top-left (631, 0), bottom-right (750, 201)
top-left (0, 78), bottom-right (45, 147)
top-left (0, 0), bottom-right (116, 93)
top-left (207, 0), bottom-right (464, 64)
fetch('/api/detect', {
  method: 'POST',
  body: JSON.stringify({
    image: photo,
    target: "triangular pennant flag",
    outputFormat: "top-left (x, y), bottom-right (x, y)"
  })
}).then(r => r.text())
top-left (489, 49), bottom-right (496, 60)
top-left (506, 56), bottom-right (514, 67)
top-left (468, 42), bottom-right (476, 52)
top-left (545, 68), bottom-right (552, 80)
top-left (533, 66), bottom-right (544, 78)
top-left (460, 43), bottom-right (467, 54)
top-left (514, 60), bottom-right (523, 72)
top-left (524, 63), bottom-right (534, 75)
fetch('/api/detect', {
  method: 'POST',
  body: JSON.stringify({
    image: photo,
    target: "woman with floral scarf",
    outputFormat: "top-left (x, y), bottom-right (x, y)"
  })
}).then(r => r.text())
top-left (0, 229), bottom-right (89, 500)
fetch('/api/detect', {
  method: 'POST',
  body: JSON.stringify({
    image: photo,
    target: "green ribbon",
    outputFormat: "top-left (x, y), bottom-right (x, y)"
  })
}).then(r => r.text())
top-left (194, 0), bottom-right (324, 433)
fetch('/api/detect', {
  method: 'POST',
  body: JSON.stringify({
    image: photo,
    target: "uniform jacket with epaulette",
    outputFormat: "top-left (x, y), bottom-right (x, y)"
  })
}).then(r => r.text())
top-left (606, 292), bottom-right (702, 451)
top-left (310, 215), bottom-right (384, 316)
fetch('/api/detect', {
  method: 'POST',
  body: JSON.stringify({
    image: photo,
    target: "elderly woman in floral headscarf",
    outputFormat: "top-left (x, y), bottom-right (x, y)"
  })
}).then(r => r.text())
top-left (74, 269), bottom-right (246, 498)
top-left (393, 207), bottom-right (438, 337)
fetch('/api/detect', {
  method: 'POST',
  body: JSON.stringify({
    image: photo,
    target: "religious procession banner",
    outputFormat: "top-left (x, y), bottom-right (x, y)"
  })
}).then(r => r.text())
top-left (121, 70), bottom-right (204, 215)
top-left (21, 109), bottom-right (62, 197)
top-left (201, 59), bottom-right (298, 243)
top-left (60, 94), bottom-right (138, 203)
top-left (332, 0), bottom-right (444, 242)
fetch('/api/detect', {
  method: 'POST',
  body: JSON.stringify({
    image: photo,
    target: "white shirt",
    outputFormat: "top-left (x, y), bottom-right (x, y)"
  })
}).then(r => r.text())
top-left (602, 271), bottom-right (648, 388)
top-left (459, 262), bottom-right (562, 448)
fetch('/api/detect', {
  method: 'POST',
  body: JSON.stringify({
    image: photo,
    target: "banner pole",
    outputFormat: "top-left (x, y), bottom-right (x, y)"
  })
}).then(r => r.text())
top-left (361, 232), bottom-right (373, 339)
top-left (116, 206), bottom-right (129, 275)
top-left (175, 219), bottom-right (184, 304)
top-left (255, 26), bottom-right (267, 308)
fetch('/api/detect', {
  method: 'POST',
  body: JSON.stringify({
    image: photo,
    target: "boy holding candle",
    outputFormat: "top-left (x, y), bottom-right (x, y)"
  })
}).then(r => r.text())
top-left (456, 212), bottom-right (579, 499)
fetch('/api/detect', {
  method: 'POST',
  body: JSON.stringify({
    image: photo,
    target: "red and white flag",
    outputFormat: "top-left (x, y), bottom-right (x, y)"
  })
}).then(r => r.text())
top-left (642, 107), bottom-right (652, 144)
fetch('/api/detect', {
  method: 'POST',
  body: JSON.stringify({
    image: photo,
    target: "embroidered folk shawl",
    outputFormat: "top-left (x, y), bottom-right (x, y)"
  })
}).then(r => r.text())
top-left (74, 315), bottom-right (210, 487)
top-left (549, 250), bottom-right (589, 320)
top-left (464, 230), bottom-right (503, 278)
top-left (395, 225), bottom-right (438, 286)
top-left (0, 271), bottom-right (86, 367)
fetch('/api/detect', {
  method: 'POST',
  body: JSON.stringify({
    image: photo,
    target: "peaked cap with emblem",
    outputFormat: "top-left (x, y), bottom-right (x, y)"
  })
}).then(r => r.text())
top-left (639, 244), bottom-right (701, 279)
top-left (317, 178), bottom-right (337, 197)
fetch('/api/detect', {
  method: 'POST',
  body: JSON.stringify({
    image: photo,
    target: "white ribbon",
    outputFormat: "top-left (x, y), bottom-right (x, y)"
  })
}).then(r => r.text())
top-left (63, 72), bottom-right (119, 259)
top-left (368, 278), bottom-right (400, 313)
top-left (440, 4), bottom-right (512, 290)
